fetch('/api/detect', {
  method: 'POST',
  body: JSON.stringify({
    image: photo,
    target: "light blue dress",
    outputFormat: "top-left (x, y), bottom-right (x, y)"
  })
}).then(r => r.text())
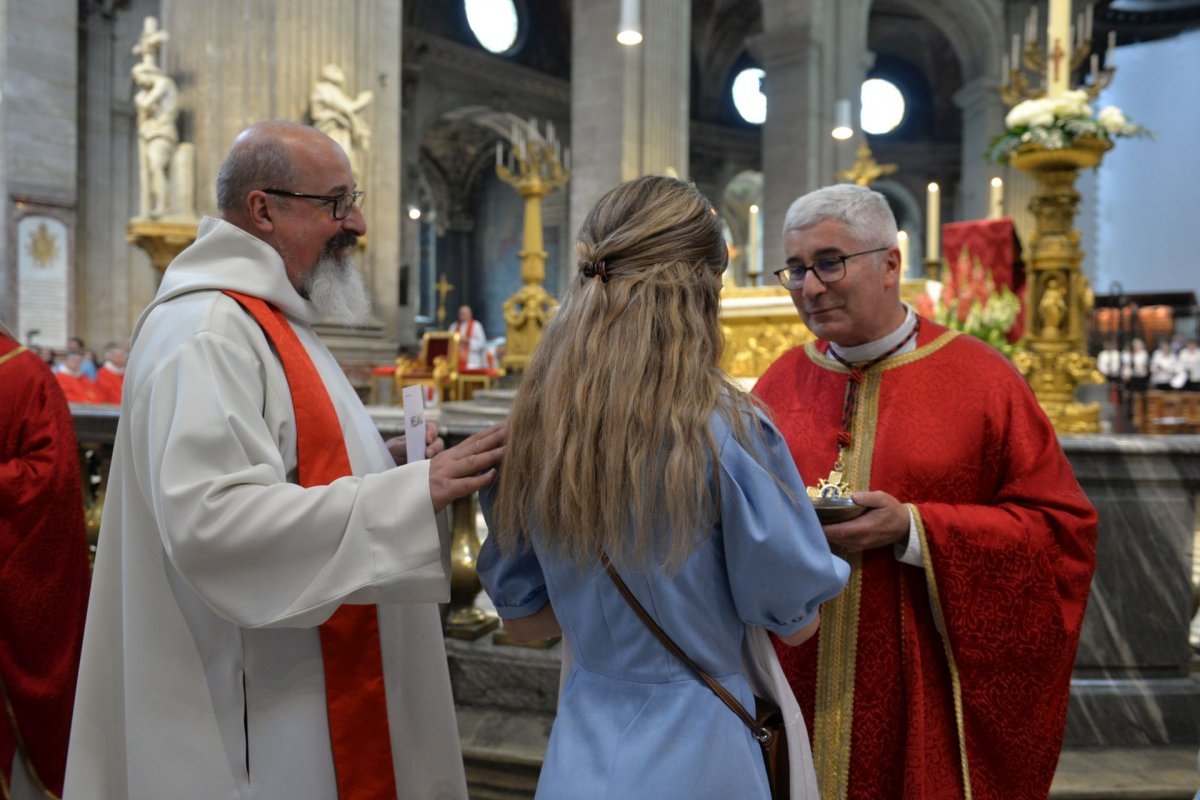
top-left (478, 410), bottom-right (849, 800)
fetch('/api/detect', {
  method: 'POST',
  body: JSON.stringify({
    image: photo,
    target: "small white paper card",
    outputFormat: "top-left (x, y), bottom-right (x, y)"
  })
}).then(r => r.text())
top-left (401, 385), bottom-right (427, 464)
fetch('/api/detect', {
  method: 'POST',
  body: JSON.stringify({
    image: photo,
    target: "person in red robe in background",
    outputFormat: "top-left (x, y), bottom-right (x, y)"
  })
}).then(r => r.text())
top-left (54, 350), bottom-right (103, 403)
top-left (0, 320), bottom-right (91, 799)
top-left (754, 184), bottom-right (1097, 800)
top-left (94, 341), bottom-right (128, 404)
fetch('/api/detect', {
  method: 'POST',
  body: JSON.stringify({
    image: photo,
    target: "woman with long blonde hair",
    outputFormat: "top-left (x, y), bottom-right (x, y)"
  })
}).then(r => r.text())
top-left (478, 176), bottom-right (847, 799)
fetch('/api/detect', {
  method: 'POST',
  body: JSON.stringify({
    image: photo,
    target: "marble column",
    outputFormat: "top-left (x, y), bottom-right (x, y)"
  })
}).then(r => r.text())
top-left (954, 76), bottom-right (1009, 222)
top-left (0, 0), bottom-right (80, 342)
top-left (160, 0), bottom-right (403, 358)
top-left (1062, 434), bottom-right (1200, 747)
top-left (569, 0), bottom-right (690, 251)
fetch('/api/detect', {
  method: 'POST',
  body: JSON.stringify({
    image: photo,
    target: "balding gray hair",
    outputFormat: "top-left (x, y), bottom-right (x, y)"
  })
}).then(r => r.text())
top-left (215, 121), bottom-right (308, 213)
top-left (782, 184), bottom-right (898, 248)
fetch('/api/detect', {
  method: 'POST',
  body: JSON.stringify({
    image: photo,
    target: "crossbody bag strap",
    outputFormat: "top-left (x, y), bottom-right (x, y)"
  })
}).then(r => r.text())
top-left (599, 551), bottom-right (771, 743)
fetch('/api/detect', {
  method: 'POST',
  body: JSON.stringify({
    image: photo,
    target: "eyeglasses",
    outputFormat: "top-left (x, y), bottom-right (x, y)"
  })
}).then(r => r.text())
top-left (262, 189), bottom-right (365, 220)
top-left (772, 246), bottom-right (890, 289)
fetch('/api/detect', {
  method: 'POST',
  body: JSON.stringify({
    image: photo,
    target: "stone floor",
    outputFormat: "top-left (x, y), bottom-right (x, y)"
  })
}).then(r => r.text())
top-left (1050, 748), bottom-right (1199, 799)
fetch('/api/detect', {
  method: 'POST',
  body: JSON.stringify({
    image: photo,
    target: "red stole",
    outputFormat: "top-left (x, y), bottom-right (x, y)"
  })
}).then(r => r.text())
top-left (223, 292), bottom-right (398, 800)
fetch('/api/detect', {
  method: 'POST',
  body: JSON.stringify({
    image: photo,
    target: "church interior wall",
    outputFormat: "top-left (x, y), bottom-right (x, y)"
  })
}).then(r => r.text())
top-left (1094, 27), bottom-right (1200, 303)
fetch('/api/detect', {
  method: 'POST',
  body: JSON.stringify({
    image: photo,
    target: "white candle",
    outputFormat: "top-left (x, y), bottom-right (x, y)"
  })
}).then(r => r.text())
top-left (1030, 6), bottom-right (1038, 44)
top-left (1085, 4), bottom-right (1094, 41)
top-left (897, 230), bottom-right (910, 275)
top-left (1011, 34), bottom-right (1020, 69)
top-left (926, 183), bottom-right (940, 263)
top-left (1048, 0), bottom-right (1072, 97)
top-left (1108, 29), bottom-right (1117, 53)
top-left (989, 177), bottom-right (1004, 220)
top-left (1002, 54), bottom-right (1010, 80)
top-left (1090, 53), bottom-right (1100, 84)
top-left (747, 204), bottom-right (761, 280)
top-left (495, 141), bottom-right (502, 168)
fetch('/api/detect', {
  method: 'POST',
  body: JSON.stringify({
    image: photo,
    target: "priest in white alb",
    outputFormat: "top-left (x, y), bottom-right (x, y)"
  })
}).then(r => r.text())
top-left (64, 121), bottom-right (506, 800)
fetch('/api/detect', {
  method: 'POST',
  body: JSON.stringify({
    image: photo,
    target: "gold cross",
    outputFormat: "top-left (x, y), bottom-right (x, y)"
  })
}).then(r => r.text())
top-left (435, 273), bottom-right (455, 326)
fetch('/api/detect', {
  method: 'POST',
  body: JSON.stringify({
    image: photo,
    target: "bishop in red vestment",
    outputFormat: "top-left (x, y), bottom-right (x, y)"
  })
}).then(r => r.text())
top-left (755, 185), bottom-right (1097, 800)
top-left (0, 325), bottom-right (90, 799)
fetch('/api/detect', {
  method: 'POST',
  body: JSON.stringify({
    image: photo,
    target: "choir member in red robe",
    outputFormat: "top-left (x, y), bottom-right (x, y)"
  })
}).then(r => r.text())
top-left (754, 184), bottom-right (1097, 800)
top-left (94, 342), bottom-right (127, 404)
top-left (53, 351), bottom-right (103, 403)
top-left (0, 322), bottom-right (90, 799)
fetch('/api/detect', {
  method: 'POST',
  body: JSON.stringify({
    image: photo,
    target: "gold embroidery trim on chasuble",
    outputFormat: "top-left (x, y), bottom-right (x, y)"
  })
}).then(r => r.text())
top-left (802, 330), bottom-right (963, 800)
top-left (0, 345), bottom-right (29, 369)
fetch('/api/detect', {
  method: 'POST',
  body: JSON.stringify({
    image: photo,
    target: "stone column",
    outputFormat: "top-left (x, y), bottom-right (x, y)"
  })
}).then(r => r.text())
top-left (751, 24), bottom-right (825, 273)
top-left (954, 76), bottom-right (1009, 221)
top-left (570, 0), bottom-right (690, 250)
top-left (160, 0), bottom-right (403, 358)
top-left (0, 0), bottom-right (80, 343)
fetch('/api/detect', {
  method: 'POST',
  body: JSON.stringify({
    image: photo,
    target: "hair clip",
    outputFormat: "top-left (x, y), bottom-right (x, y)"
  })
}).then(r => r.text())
top-left (579, 260), bottom-right (609, 283)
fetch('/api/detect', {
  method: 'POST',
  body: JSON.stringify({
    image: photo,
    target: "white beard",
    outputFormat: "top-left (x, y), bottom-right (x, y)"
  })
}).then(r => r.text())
top-left (305, 252), bottom-right (371, 325)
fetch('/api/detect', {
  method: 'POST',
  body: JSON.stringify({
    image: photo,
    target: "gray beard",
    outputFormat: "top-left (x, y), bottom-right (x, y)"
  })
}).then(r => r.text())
top-left (305, 252), bottom-right (371, 325)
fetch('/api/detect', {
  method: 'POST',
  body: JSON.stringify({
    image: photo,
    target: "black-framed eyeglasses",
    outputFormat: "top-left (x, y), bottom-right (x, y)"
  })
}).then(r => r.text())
top-left (262, 188), bottom-right (365, 220)
top-left (772, 246), bottom-right (890, 289)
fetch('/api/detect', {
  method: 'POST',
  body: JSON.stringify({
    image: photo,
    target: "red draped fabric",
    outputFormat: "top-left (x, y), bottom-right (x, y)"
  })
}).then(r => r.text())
top-left (754, 318), bottom-right (1096, 800)
top-left (0, 334), bottom-right (90, 798)
top-left (941, 218), bottom-right (1026, 341)
top-left (223, 292), bottom-right (399, 800)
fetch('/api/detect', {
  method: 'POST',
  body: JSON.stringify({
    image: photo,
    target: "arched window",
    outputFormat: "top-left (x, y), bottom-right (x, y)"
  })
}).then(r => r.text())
top-left (732, 68), bottom-right (767, 125)
top-left (465, 0), bottom-right (520, 55)
top-left (861, 78), bottom-right (906, 135)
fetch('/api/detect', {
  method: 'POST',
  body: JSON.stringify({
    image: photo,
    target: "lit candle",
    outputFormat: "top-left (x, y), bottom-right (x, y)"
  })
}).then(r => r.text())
top-left (897, 230), bottom-right (910, 275)
top-left (989, 177), bottom-right (1004, 220)
top-left (926, 182), bottom-right (940, 264)
top-left (1047, 0), bottom-right (1072, 97)
top-left (747, 204), bottom-right (761, 281)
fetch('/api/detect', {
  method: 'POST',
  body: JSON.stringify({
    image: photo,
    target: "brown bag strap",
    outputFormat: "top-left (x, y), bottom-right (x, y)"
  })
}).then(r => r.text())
top-left (600, 551), bottom-right (772, 744)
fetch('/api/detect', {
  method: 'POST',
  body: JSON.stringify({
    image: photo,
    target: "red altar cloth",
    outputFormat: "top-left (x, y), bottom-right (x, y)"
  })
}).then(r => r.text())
top-left (941, 218), bottom-right (1026, 341)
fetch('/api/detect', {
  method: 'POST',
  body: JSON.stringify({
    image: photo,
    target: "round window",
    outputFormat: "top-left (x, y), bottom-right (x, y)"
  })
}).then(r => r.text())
top-left (465, 0), bottom-right (519, 54)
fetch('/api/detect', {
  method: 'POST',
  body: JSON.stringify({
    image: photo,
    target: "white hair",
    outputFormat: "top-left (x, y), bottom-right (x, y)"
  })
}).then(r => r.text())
top-left (305, 253), bottom-right (371, 325)
top-left (783, 183), bottom-right (898, 247)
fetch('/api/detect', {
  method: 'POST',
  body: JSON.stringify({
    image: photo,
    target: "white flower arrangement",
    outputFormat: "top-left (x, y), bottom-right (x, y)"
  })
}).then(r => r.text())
top-left (989, 89), bottom-right (1150, 163)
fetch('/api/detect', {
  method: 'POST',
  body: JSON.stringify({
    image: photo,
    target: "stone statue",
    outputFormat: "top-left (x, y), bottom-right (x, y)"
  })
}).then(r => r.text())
top-left (132, 62), bottom-right (180, 219)
top-left (1038, 276), bottom-right (1067, 339)
top-left (132, 16), bottom-right (168, 69)
top-left (310, 64), bottom-right (373, 178)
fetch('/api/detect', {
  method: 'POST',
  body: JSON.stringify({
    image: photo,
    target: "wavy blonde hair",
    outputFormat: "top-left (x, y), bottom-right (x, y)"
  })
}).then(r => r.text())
top-left (490, 175), bottom-right (772, 571)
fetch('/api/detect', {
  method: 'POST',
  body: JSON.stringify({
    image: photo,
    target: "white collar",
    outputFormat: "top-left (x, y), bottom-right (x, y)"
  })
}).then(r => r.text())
top-left (828, 304), bottom-right (917, 364)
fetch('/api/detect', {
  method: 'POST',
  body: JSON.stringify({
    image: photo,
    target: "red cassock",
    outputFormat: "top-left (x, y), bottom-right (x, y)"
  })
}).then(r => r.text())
top-left (754, 318), bottom-right (1097, 800)
top-left (94, 366), bottom-right (124, 405)
top-left (0, 334), bottom-right (91, 797)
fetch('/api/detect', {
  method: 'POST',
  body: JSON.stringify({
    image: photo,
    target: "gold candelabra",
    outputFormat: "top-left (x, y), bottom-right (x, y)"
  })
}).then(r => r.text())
top-left (496, 118), bottom-right (570, 372)
top-left (1002, 1), bottom-right (1117, 433)
top-left (1001, 4), bottom-right (1117, 105)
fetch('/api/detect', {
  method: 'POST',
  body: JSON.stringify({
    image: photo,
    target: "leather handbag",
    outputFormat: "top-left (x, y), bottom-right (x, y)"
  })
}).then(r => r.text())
top-left (600, 552), bottom-right (789, 800)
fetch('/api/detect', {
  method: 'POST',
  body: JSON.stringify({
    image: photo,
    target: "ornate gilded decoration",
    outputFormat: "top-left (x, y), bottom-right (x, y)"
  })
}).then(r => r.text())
top-left (445, 493), bottom-right (500, 640)
top-left (496, 119), bottom-right (569, 372)
top-left (434, 273), bottom-right (455, 327)
top-left (126, 217), bottom-right (199, 273)
top-left (836, 141), bottom-right (897, 187)
top-left (1008, 137), bottom-right (1111, 433)
top-left (25, 222), bottom-right (60, 267)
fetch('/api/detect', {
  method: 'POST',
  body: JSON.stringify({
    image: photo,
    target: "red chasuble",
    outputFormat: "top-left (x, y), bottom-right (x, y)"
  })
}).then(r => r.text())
top-left (754, 318), bottom-right (1097, 800)
top-left (0, 334), bottom-right (90, 798)
top-left (223, 292), bottom-right (399, 800)
top-left (94, 366), bottom-right (124, 405)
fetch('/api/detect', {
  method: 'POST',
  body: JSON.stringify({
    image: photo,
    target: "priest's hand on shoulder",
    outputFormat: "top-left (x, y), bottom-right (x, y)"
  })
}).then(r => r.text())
top-left (385, 422), bottom-right (445, 466)
top-left (821, 490), bottom-right (909, 552)
top-left (428, 424), bottom-right (507, 513)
